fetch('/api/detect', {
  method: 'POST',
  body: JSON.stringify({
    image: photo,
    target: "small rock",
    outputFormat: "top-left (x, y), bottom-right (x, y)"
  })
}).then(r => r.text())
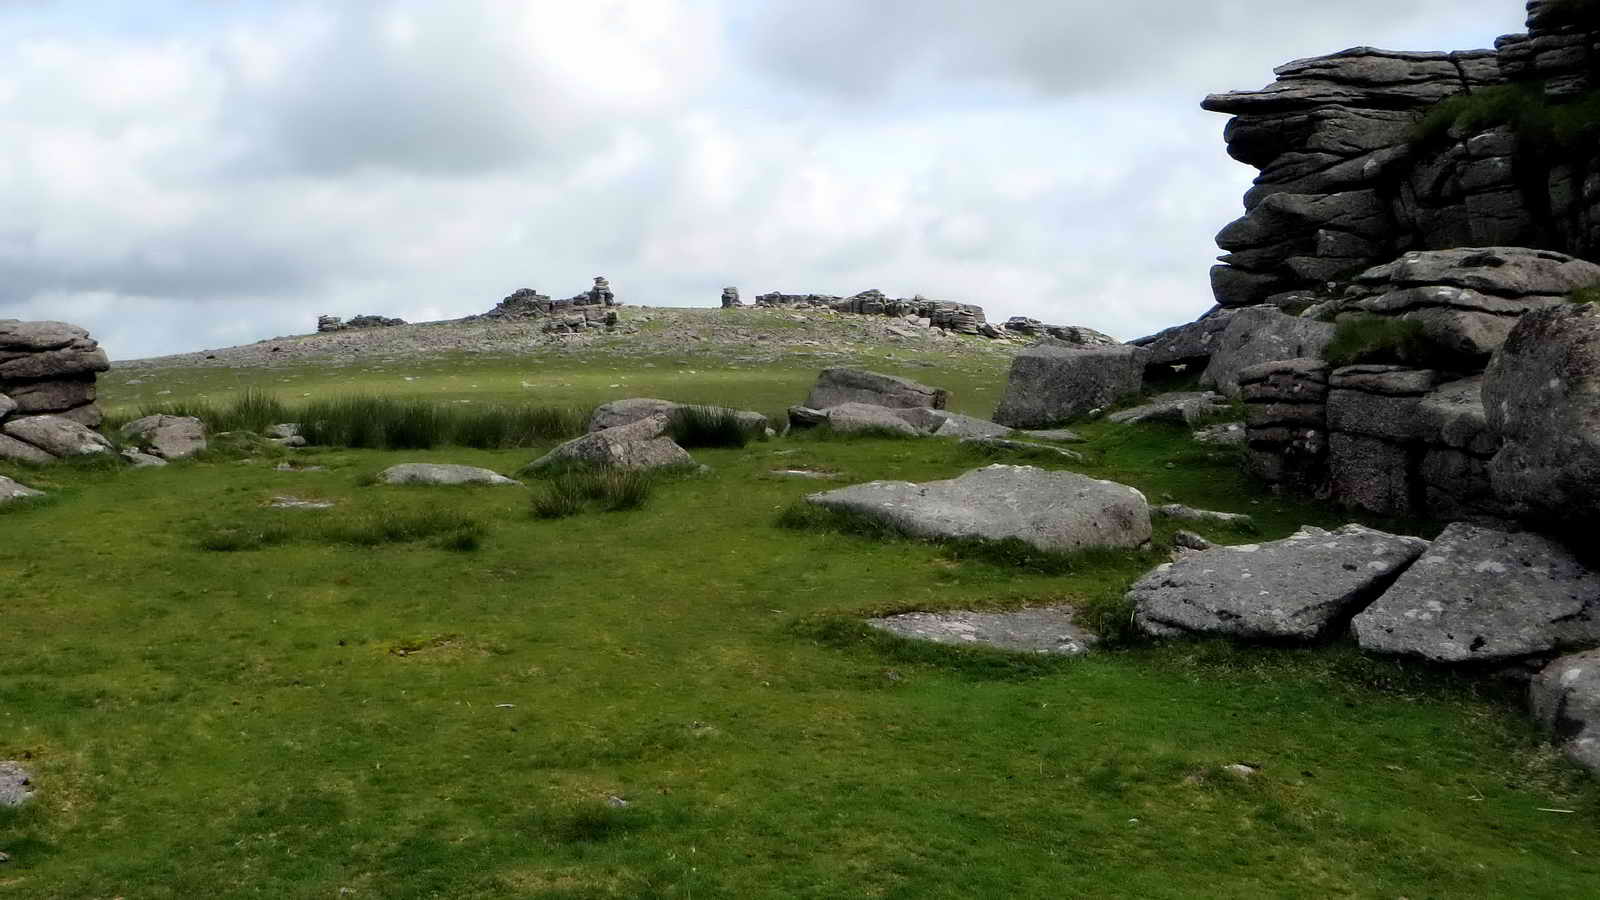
top-left (1151, 504), bottom-right (1254, 528)
top-left (0, 476), bottom-right (44, 504)
top-left (0, 761), bottom-right (34, 808)
top-left (378, 464), bottom-right (520, 486)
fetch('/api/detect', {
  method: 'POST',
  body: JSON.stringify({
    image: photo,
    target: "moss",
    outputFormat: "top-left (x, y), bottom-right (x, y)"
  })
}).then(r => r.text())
top-left (1412, 83), bottom-right (1600, 156)
top-left (1572, 282), bottom-right (1600, 305)
top-left (1323, 315), bottom-right (1441, 368)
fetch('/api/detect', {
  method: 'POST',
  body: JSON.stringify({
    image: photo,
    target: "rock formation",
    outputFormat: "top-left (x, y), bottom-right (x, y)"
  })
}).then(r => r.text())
top-left (720, 287), bottom-right (742, 308)
top-left (474, 277), bottom-right (621, 333)
top-left (805, 368), bottom-right (948, 411)
top-left (317, 314), bottom-right (406, 333)
top-left (753, 290), bottom-right (993, 335)
top-left (992, 343), bottom-right (1145, 428)
top-left (1202, 5), bottom-right (1600, 307)
top-left (0, 319), bottom-right (109, 429)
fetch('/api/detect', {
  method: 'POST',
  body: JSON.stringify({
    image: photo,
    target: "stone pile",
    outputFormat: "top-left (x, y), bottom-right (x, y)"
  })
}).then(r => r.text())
top-left (1202, 5), bottom-right (1600, 307)
top-left (752, 290), bottom-right (991, 336)
top-left (1003, 319), bottom-right (1122, 346)
top-left (786, 368), bottom-right (1014, 439)
top-left (720, 287), bottom-right (742, 308)
top-left (474, 276), bottom-right (621, 332)
top-left (317, 314), bottom-right (406, 333)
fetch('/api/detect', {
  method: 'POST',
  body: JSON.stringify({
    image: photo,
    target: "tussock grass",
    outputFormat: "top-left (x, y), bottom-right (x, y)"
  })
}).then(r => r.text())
top-left (1412, 82), bottom-right (1600, 155)
top-left (666, 404), bottom-right (754, 448)
top-left (533, 468), bottom-right (656, 519)
top-left (1572, 282), bottom-right (1600, 306)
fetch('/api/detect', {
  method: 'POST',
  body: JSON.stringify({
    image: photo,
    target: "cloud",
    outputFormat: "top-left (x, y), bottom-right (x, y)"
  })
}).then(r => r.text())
top-left (0, 0), bottom-right (1530, 359)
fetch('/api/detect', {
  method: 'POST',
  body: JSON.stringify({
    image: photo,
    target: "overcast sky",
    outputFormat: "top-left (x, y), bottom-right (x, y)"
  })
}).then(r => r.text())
top-left (0, 1), bottom-right (1522, 359)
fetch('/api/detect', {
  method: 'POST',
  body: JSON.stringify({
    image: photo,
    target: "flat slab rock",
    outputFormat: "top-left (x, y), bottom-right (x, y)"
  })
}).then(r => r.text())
top-left (1353, 523), bottom-right (1600, 664)
top-left (378, 464), bottom-right (519, 486)
top-left (868, 606), bottom-right (1098, 656)
top-left (1133, 524), bottom-right (1430, 641)
top-left (0, 760), bottom-right (33, 807)
top-left (1530, 650), bottom-right (1600, 775)
top-left (525, 415), bottom-right (695, 471)
top-left (807, 464), bottom-right (1150, 552)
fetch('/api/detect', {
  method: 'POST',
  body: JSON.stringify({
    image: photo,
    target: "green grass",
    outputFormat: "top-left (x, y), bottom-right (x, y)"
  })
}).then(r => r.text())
top-left (2, 356), bottom-right (1598, 897)
top-left (1323, 314), bottom-right (1448, 368)
top-left (198, 504), bottom-right (487, 552)
top-left (1412, 82), bottom-right (1600, 156)
top-left (666, 404), bottom-right (755, 449)
top-left (1573, 282), bottom-right (1600, 305)
top-left (532, 468), bottom-right (657, 519)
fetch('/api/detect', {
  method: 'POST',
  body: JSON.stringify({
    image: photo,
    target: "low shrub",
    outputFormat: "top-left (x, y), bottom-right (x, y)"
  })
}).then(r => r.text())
top-left (1572, 282), bottom-right (1600, 306)
top-left (1412, 82), bottom-right (1600, 157)
top-left (1323, 315), bottom-right (1443, 368)
top-left (667, 405), bottom-right (752, 449)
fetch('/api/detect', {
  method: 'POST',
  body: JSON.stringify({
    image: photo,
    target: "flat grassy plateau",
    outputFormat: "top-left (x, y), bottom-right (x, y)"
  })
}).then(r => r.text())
top-left (2, 308), bottom-right (1597, 898)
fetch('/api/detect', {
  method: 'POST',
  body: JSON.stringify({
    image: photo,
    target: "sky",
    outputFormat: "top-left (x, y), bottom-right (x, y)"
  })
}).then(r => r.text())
top-left (0, 0), bottom-right (1524, 360)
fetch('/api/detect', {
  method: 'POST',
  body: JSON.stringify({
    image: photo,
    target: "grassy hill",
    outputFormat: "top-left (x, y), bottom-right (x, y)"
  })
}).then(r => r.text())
top-left (2, 308), bottom-right (1596, 898)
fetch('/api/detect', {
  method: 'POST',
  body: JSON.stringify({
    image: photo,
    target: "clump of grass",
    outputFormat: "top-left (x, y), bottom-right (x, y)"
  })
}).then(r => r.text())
top-left (452, 405), bottom-right (589, 449)
top-left (776, 500), bottom-right (909, 540)
top-left (1323, 315), bottom-right (1441, 368)
top-left (667, 405), bottom-right (752, 448)
top-left (532, 468), bottom-right (656, 519)
top-left (1412, 82), bottom-right (1600, 156)
top-left (1572, 282), bottom-right (1600, 305)
top-left (199, 521), bottom-right (296, 552)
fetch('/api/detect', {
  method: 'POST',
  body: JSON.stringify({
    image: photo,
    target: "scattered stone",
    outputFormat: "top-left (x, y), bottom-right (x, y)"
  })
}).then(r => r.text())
top-left (378, 463), bottom-right (520, 486)
top-left (1107, 392), bottom-right (1231, 426)
top-left (1352, 522), bottom-right (1600, 665)
top-left (1132, 524), bottom-right (1429, 641)
top-left (0, 761), bottom-right (33, 808)
top-left (922, 411), bottom-right (1012, 439)
top-left (265, 424), bottom-right (302, 440)
top-left (120, 449), bottom-right (168, 468)
top-left (867, 606), bottom-right (1098, 656)
top-left (0, 476), bottom-right (43, 503)
top-left (993, 343), bottom-right (1145, 428)
top-left (807, 464), bottom-right (1150, 552)
top-left (1020, 428), bottom-right (1086, 443)
top-left (806, 368), bottom-right (948, 410)
top-left (959, 436), bottom-right (1084, 462)
top-left (268, 496), bottom-right (336, 509)
top-left (0, 414), bottom-right (112, 457)
top-left (1151, 504), bottom-right (1254, 528)
top-left (274, 462), bottom-right (326, 472)
top-left (1193, 422), bottom-right (1246, 445)
top-left (1172, 530), bottom-right (1213, 551)
top-left (822, 402), bottom-right (921, 436)
top-left (121, 414), bottom-right (208, 460)
top-left (771, 468), bottom-right (838, 479)
top-left (523, 416), bottom-right (694, 472)
top-left (1530, 649), bottom-right (1600, 774)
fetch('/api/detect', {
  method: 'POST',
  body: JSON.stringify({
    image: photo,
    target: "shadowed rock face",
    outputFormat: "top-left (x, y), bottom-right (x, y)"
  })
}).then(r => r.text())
top-left (1131, 524), bottom-right (1429, 642)
top-left (805, 368), bottom-right (949, 411)
top-left (806, 464), bottom-right (1151, 553)
top-left (1353, 522), bottom-right (1600, 665)
top-left (1530, 649), bottom-right (1600, 774)
top-left (992, 344), bottom-right (1144, 428)
top-left (0, 320), bottom-right (109, 431)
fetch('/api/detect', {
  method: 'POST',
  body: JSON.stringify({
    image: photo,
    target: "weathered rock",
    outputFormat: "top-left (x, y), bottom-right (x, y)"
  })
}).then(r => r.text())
top-left (0, 761), bottom-right (33, 808)
top-left (0, 393), bottom-right (13, 419)
top-left (121, 414), bottom-right (208, 460)
top-left (806, 368), bottom-right (948, 411)
top-left (1353, 523), bottom-right (1600, 664)
top-left (1132, 308), bottom-right (1239, 369)
top-left (0, 475), bottom-right (43, 503)
top-left (120, 449), bottom-right (168, 468)
top-left (524, 416), bottom-right (694, 472)
top-left (1200, 308), bottom-right (1336, 399)
top-left (1107, 392), bottom-right (1230, 426)
top-left (1019, 428), bottom-right (1086, 443)
top-left (1193, 422), bottom-right (1247, 445)
top-left (867, 606), bottom-right (1098, 656)
top-left (1483, 305), bottom-right (1600, 527)
top-left (823, 402), bottom-right (921, 436)
top-left (587, 398), bottom-right (768, 435)
top-left (0, 415), bottom-right (111, 457)
top-left (1172, 530), bottom-right (1214, 552)
top-left (807, 465), bottom-right (1149, 552)
top-left (265, 423), bottom-right (302, 440)
top-left (378, 463), bottom-right (520, 486)
top-left (1151, 504), bottom-right (1254, 528)
top-left (786, 406), bottom-right (829, 429)
top-left (922, 411), bottom-right (1012, 439)
top-left (0, 433), bottom-right (54, 464)
top-left (992, 344), bottom-right (1145, 428)
top-left (1132, 524), bottom-right (1429, 641)
top-left (1530, 650), bottom-right (1600, 774)
top-left (959, 436), bottom-right (1084, 462)
top-left (720, 287), bottom-right (742, 308)
top-left (3, 377), bottom-right (95, 413)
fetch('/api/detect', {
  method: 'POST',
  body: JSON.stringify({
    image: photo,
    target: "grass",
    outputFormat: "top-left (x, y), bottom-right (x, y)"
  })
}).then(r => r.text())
top-left (199, 505), bottom-right (487, 552)
top-left (532, 467), bottom-right (657, 519)
top-left (3, 354), bottom-right (1598, 897)
top-left (1412, 82), bottom-right (1600, 156)
top-left (1323, 314), bottom-right (1449, 368)
top-left (666, 404), bottom-right (756, 449)
top-left (1572, 282), bottom-right (1600, 305)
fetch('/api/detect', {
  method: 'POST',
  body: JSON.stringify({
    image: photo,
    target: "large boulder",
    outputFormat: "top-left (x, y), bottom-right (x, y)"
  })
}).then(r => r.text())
top-left (805, 464), bottom-right (1150, 552)
top-left (0, 433), bottom-right (54, 464)
top-left (822, 402), bottom-right (922, 436)
top-left (588, 398), bottom-right (768, 434)
top-left (523, 415), bottom-right (694, 472)
top-left (1131, 525), bottom-right (1428, 641)
top-left (1530, 650), bottom-right (1600, 775)
top-left (805, 368), bottom-right (948, 411)
top-left (1482, 305), bottom-right (1600, 528)
top-left (121, 414), bottom-right (208, 460)
top-left (992, 343), bottom-right (1144, 428)
top-left (378, 464), bottom-right (520, 486)
top-left (1130, 307), bottom-right (1239, 370)
top-left (1352, 523), bottom-right (1600, 665)
top-left (0, 475), bottom-right (44, 503)
top-left (0, 415), bottom-right (112, 457)
top-left (1199, 308), bottom-right (1336, 399)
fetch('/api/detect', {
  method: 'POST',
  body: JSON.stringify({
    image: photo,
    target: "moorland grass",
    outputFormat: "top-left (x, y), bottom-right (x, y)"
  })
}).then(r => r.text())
top-left (666, 404), bottom-right (757, 448)
top-left (1573, 281), bottom-right (1600, 306)
top-left (1323, 314), bottom-right (1444, 368)
top-left (3, 361), bottom-right (1597, 897)
top-left (199, 505), bottom-right (486, 552)
top-left (1412, 81), bottom-right (1600, 156)
top-left (532, 468), bottom-right (656, 519)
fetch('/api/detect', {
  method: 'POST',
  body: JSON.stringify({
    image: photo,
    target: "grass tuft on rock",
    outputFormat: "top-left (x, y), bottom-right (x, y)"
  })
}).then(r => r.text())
top-left (1412, 82), bottom-right (1600, 156)
top-left (1324, 315), bottom-right (1442, 368)
top-left (667, 404), bottom-right (753, 448)
top-left (1572, 282), bottom-right (1600, 306)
